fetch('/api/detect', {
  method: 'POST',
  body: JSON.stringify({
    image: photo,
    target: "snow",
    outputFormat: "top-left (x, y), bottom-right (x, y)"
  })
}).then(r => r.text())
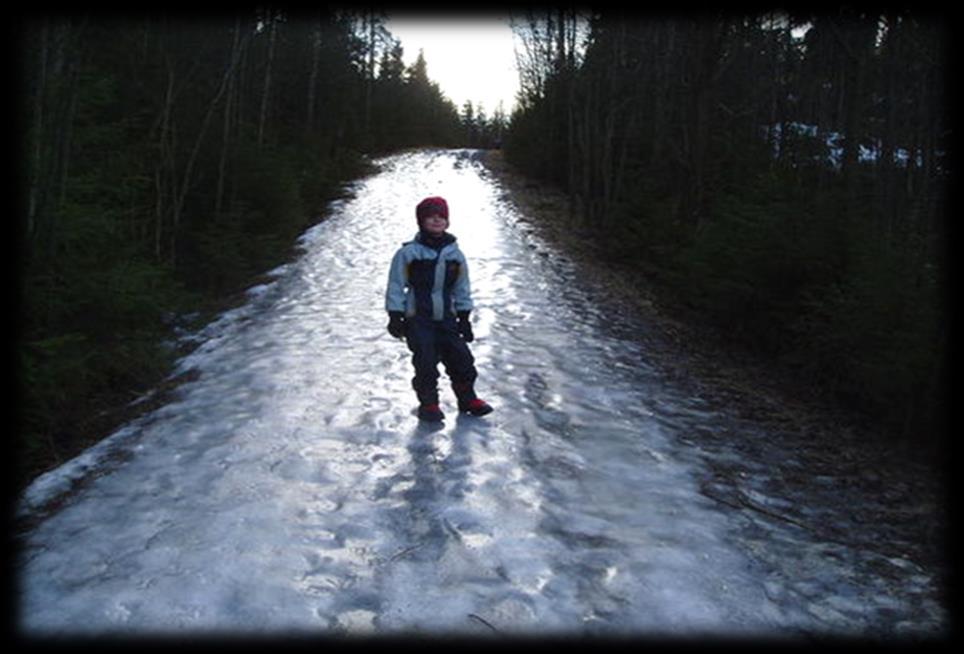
top-left (16, 150), bottom-right (946, 639)
top-left (761, 122), bottom-right (925, 169)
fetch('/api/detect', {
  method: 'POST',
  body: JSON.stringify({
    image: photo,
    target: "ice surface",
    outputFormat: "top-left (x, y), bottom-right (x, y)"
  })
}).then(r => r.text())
top-left (16, 150), bottom-right (945, 639)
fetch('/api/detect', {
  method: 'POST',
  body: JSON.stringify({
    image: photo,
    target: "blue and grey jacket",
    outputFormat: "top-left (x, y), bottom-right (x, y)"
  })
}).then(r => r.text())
top-left (385, 232), bottom-right (473, 321)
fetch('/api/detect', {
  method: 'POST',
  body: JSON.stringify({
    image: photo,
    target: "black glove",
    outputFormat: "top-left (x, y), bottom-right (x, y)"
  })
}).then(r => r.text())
top-left (387, 312), bottom-right (406, 339)
top-left (457, 311), bottom-right (474, 343)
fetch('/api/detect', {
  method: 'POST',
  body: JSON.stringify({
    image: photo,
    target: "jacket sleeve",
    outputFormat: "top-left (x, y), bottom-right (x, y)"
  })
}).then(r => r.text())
top-left (385, 248), bottom-right (409, 313)
top-left (451, 251), bottom-right (474, 313)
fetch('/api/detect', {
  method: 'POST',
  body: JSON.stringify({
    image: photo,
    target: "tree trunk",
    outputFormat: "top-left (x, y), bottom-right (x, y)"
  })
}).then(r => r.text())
top-left (216, 16), bottom-right (242, 215)
top-left (56, 55), bottom-right (80, 211)
top-left (27, 17), bottom-right (50, 242)
top-left (364, 12), bottom-right (375, 146)
top-left (307, 20), bottom-right (321, 137)
top-left (45, 19), bottom-right (85, 258)
top-left (678, 19), bottom-right (722, 230)
top-left (566, 67), bottom-right (577, 228)
top-left (156, 59), bottom-right (176, 261)
top-left (258, 10), bottom-right (277, 149)
top-left (174, 23), bottom-right (248, 254)
top-left (878, 14), bottom-right (900, 240)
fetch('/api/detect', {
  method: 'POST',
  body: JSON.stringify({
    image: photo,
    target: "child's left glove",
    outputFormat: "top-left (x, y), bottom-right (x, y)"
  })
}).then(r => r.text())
top-left (457, 311), bottom-right (474, 343)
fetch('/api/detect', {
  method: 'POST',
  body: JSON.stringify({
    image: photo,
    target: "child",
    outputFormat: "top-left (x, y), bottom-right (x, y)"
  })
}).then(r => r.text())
top-left (385, 196), bottom-right (493, 422)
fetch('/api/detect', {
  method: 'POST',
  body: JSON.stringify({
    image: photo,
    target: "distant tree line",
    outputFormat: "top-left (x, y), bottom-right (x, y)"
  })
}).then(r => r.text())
top-left (505, 10), bottom-right (949, 452)
top-left (460, 100), bottom-right (509, 149)
top-left (17, 10), bottom-right (475, 487)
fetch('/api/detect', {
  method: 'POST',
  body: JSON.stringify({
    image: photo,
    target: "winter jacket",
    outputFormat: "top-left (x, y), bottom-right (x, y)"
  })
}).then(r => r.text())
top-left (385, 232), bottom-right (473, 321)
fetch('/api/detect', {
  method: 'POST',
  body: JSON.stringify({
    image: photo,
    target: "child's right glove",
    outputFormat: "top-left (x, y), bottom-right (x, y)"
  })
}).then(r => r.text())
top-left (457, 311), bottom-right (474, 343)
top-left (387, 311), bottom-right (406, 339)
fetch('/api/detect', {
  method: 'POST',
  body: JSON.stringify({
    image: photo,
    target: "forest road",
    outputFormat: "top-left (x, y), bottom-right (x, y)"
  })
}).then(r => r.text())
top-left (16, 149), bottom-right (946, 639)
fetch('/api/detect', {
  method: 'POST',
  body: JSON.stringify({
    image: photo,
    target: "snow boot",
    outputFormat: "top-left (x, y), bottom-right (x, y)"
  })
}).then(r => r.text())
top-left (459, 398), bottom-right (493, 417)
top-left (452, 380), bottom-right (492, 417)
top-left (418, 403), bottom-right (445, 422)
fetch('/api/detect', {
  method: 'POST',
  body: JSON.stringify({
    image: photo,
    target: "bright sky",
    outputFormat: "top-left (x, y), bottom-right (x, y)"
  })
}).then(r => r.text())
top-left (385, 13), bottom-right (520, 116)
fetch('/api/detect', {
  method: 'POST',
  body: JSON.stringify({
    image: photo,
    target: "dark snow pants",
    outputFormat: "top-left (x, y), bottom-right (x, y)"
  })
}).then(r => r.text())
top-left (405, 316), bottom-right (478, 405)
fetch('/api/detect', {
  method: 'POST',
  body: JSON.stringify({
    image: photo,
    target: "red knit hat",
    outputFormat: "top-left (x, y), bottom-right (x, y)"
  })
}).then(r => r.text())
top-left (416, 196), bottom-right (449, 223)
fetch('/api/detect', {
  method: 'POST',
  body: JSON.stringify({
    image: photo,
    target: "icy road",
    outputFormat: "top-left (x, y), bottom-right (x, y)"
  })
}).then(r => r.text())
top-left (17, 150), bottom-right (945, 639)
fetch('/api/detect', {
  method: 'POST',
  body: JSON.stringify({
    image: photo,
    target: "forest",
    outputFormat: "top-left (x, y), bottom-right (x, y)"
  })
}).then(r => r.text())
top-left (18, 9), bottom-right (949, 490)
top-left (505, 10), bottom-right (950, 459)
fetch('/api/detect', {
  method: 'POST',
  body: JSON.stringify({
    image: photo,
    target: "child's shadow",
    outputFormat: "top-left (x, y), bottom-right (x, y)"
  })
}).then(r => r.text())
top-left (395, 413), bottom-right (491, 558)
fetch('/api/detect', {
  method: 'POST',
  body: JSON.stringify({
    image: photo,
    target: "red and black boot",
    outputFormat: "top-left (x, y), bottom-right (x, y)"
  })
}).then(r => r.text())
top-left (417, 403), bottom-right (445, 422)
top-left (460, 398), bottom-right (493, 416)
top-left (453, 381), bottom-right (494, 417)
top-left (414, 385), bottom-right (445, 422)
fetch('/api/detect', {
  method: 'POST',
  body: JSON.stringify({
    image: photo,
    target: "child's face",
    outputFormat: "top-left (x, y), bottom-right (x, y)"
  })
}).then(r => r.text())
top-left (421, 213), bottom-right (448, 236)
